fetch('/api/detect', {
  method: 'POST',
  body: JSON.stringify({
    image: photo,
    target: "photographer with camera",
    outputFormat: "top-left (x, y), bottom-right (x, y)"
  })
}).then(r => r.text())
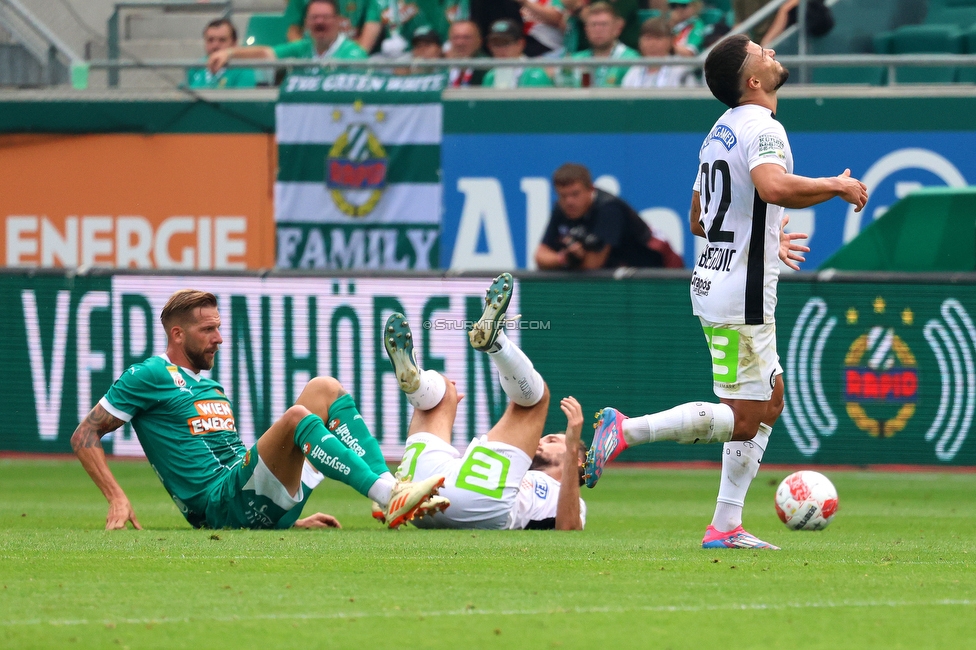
top-left (535, 163), bottom-right (682, 270)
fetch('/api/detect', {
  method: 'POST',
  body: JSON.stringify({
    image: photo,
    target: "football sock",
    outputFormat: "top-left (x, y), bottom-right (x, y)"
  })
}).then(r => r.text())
top-left (711, 423), bottom-right (771, 531)
top-left (326, 393), bottom-right (389, 477)
top-left (486, 331), bottom-right (544, 407)
top-left (623, 402), bottom-right (735, 445)
top-left (294, 413), bottom-right (382, 500)
top-left (405, 369), bottom-right (447, 411)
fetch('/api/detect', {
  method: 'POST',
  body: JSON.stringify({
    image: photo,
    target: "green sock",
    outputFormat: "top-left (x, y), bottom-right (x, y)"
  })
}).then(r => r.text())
top-left (294, 413), bottom-right (379, 498)
top-left (324, 393), bottom-right (391, 477)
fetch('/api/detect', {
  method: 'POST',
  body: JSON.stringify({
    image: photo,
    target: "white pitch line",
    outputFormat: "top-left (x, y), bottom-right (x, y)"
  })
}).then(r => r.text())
top-left (2, 600), bottom-right (974, 628)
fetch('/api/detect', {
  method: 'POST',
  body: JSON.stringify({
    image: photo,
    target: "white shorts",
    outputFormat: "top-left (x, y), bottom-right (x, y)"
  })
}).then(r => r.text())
top-left (398, 432), bottom-right (532, 530)
top-left (700, 318), bottom-right (783, 401)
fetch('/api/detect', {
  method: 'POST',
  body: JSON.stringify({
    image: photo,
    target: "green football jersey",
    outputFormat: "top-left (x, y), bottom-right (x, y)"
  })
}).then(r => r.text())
top-left (567, 41), bottom-right (640, 87)
top-left (365, 0), bottom-right (448, 46)
top-left (186, 66), bottom-right (257, 89)
top-left (273, 34), bottom-right (368, 60)
top-left (101, 355), bottom-right (245, 527)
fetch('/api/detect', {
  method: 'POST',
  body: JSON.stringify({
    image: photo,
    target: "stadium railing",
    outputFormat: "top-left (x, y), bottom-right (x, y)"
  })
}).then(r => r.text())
top-left (106, 0), bottom-right (232, 87)
top-left (0, 0), bottom-right (81, 86)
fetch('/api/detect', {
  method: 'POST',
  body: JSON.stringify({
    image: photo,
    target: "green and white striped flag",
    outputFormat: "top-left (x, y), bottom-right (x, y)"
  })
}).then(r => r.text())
top-left (275, 71), bottom-right (445, 269)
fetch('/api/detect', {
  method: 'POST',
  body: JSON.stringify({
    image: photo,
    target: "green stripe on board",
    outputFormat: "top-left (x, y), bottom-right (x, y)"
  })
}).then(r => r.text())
top-left (443, 96), bottom-right (976, 134)
top-left (277, 143), bottom-right (440, 183)
top-left (0, 100), bottom-right (275, 134)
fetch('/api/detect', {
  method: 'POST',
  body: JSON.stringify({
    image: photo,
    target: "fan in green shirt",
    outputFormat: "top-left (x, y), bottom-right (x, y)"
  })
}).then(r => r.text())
top-left (483, 18), bottom-right (554, 88)
top-left (285, 0), bottom-right (372, 44)
top-left (564, 1), bottom-right (639, 87)
top-left (207, 0), bottom-right (366, 79)
top-left (187, 18), bottom-right (256, 89)
top-left (71, 289), bottom-right (448, 531)
top-left (361, 0), bottom-right (448, 56)
top-left (668, 0), bottom-right (706, 56)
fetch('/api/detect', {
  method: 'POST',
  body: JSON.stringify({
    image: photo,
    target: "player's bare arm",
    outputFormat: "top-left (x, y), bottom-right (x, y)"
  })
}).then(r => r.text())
top-left (751, 164), bottom-right (868, 212)
top-left (779, 213), bottom-right (810, 271)
top-left (555, 397), bottom-right (584, 531)
top-left (690, 190), bottom-right (705, 238)
top-left (71, 404), bottom-right (142, 531)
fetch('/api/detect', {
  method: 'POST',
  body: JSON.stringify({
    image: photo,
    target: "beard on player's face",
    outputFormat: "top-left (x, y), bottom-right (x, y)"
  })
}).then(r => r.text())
top-left (775, 66), bottom-right (790, 90)
top-left (530, 450), bottom-right (558, 472)
top-left (184, 339), bottom-right (216, 371)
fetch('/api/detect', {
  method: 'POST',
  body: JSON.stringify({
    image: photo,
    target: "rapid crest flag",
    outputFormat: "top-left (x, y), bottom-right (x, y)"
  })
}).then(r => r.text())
top-left (275, 71), bottom-right (445, 270)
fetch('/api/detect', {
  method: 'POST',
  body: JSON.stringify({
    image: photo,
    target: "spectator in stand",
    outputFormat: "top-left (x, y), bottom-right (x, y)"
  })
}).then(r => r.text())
top-left (621, 16), bottom-right (696, 87)
top-left (358, 0), bottom-right (448, 58)
top-left (284, 0), bottom-right (375, 52)
top-left (733, 0), bottom-right (774, 41)
top-left (446, 20), bottom-right (488, 86)
top-left (535, 163), bottom-right (683, 270)
top-left (760, 0), bottom-right (834, 47)
top-left (669, 0), bottom-right (706, 56)
top-left (517, 0), bottom-right (568, 57)
top-left (470, 0), bottom-right (522, 47)
top-left (208, 0), bottom-right (366, 76)
top-left (483, 19), bottom-right (555, 87)
top-left (410, 25), bottom-right (445, 59)
top-left (561, 0), bottom-right (590, 54)
top-left (567, 2), bottom-right (639, 87)
top-left (444, 0), bottom-right (470, 24)
top-left (187, 18), bottom-right (256, 89)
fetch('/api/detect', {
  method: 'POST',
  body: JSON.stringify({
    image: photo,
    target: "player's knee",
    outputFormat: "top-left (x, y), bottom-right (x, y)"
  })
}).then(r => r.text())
top-left (284, 404), bottom-right (312, 428)
top-left (305, 376), bottom-right (344, 402)
top-left (538, 382), bottom-right (551, 409)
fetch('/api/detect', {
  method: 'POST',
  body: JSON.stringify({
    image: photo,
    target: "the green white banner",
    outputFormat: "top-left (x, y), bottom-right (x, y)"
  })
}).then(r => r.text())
top-left (275, 72), bottom-right (445, 270)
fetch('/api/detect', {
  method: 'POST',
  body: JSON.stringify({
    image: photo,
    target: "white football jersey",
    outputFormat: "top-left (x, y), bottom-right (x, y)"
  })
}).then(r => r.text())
top-left (691, 104), bottom-right (793, 324)
top-left (506, 470), bottom-right (587, 530)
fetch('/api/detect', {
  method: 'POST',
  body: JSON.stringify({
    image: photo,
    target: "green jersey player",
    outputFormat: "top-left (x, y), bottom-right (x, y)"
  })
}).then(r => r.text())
top-left (71, 289), bottom-right (446, 530)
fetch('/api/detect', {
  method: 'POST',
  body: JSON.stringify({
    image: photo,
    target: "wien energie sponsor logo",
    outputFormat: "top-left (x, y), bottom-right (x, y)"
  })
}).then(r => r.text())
top-left (308, 444), bottom-right (351, 475)
top-left (187, 400), bottom-right (237, 435)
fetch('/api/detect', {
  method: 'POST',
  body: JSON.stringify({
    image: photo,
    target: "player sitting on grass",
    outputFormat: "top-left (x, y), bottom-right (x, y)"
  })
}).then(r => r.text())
top-left (71, 289), bottom-right (446, 531)
top-left (379, 273), bottom-right (586, 530)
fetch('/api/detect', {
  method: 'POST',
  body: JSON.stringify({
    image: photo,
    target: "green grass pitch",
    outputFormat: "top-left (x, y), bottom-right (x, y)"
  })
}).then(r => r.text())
top-left (1, 459), bottom-right (974, 649)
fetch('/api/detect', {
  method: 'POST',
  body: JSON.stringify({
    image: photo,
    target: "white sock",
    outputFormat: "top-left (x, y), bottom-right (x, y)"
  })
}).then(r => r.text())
top-left (486, 331), bottom-right (544, 407)
top-left (367, 475), bottom-right (396, 507)
top-left (622, 402), bottom-right (735, 445)
top-left (711, 423), bottom-right (771, 531)
top-left (405, 369), bottom-right (446, 411)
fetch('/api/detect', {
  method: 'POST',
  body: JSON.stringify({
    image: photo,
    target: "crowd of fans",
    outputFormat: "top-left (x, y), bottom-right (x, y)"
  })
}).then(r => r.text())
top-left (190, 0), bottom-right (766, 89)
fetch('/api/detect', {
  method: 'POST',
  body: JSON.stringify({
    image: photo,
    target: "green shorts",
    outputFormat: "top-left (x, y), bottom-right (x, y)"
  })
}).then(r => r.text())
top-left (203, 444), bottom-right (316, 529)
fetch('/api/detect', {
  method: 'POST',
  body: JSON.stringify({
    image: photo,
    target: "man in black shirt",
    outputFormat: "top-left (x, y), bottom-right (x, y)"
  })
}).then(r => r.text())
top-left (535, 163), bottom-right (683, 270)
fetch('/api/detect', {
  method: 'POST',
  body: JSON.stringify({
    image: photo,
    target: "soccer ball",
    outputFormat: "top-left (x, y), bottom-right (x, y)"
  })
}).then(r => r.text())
top-left (774, 471), bottom-right (838, 530)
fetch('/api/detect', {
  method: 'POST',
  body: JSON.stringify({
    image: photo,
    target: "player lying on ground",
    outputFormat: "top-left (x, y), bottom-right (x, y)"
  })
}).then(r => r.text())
top-left (71, 289), bottom-right (446, 531)
top-left (584, 35), bottom-right (867, 550)
top-left (379, 273), bottom-right (586, 530)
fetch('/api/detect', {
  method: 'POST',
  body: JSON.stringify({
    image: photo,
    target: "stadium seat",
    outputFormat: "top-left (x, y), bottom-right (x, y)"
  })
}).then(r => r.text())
top-left (875, 24), bottom-right (963, 83)
top-left (700, 8), bottom-right (727, 26)
top-left (926, 0), bottom-right (976, 28)
top-left (812, 67), bottom-right (887, 86)
top-left (958, 26), bottom-right (976, 81)
top-left (245, 13), bottom-right (290, 47)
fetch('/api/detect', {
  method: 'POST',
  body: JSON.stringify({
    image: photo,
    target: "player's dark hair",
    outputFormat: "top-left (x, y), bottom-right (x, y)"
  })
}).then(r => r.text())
top-left (704, 34), bottom-right (750, 109)
top-left (204, 18), bottom-right (237, 42)
top-left (161, 290), bottom-right (218, 332)
top-left (552, 163), bottom-right (593, 188)
top-left (304, 0), bottom-right (339, 21)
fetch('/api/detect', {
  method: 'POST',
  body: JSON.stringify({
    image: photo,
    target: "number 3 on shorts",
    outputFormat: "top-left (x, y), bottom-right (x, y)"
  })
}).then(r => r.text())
top-left (398, 442), bottom-right (426, 481)
top-left (456, 447), bottom-right (511, 498)
top-left (703, 326), bottom-right (739, 384)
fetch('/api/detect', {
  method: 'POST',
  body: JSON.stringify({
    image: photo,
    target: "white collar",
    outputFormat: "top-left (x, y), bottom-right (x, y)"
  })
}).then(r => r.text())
top-left (161, 353), bottom-right (202, 381)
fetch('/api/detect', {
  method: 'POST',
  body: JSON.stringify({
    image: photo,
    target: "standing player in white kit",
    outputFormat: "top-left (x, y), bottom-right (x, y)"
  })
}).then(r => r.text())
top-left (584, 34), bottom-right (868, 549)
